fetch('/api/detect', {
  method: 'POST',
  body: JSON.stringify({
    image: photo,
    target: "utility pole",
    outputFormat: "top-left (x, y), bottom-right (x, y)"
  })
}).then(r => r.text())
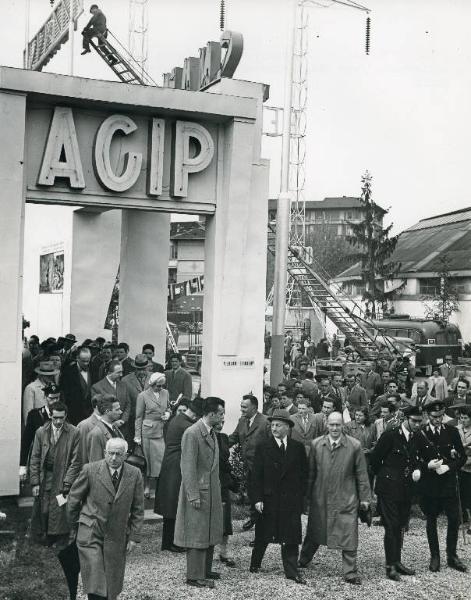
top-left (270, 0), bottom-right (297, 387)
top-left (68, 0), bottom-right (75, 75)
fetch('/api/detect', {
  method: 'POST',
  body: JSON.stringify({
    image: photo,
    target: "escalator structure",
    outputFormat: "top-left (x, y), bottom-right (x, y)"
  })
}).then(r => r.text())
top-left (267, 223), bottom-right (394, 360)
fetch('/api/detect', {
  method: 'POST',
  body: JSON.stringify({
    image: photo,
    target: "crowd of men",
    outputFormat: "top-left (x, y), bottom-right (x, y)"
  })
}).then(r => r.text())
top-left (17, 331), bottom-right (471, 598)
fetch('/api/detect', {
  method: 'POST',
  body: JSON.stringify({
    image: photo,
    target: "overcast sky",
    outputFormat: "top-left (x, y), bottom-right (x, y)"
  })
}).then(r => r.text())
top-left (3, 0), bottom-right (471, 233)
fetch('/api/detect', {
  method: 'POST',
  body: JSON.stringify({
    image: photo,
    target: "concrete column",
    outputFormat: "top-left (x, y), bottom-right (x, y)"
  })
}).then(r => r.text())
top-left (0, 91), bottom-right (26, 495)
top-left (70, 210), bottom-right (122, 340)
top-left (119, 210), bottom-right (170, 363)
top-left (201, 93), bottom-right (269, 431)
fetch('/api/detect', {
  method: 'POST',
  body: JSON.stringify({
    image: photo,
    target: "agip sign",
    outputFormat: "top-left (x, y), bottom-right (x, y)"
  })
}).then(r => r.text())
top-left (26, 105), bottom-right (219, 214)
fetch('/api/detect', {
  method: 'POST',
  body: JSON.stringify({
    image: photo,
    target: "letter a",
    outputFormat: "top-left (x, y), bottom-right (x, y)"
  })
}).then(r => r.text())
top-left (38, 107), bottom-right (85, 188)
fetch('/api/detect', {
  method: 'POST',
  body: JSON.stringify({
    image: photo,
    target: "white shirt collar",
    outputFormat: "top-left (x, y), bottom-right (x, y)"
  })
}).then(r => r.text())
top-left (248, 413), bottom-right (257, 428)
top-left (201, 419), bottom-right (212, 434)
top-left (108, 465), bottom-right (122, 477)
top-left (328, 436), bottom-right (340, 448)
top-left (285, 403), bottom-right (294, 412)
top-left (401, 423), bottom-right (410, 441)
top-left (275, 436), bottom-right (288, 448)
top-left (106, 375), bottom-right (116, 387)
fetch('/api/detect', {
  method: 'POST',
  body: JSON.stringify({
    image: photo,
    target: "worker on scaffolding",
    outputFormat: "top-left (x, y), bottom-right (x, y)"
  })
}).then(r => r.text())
top-left (81, 4), bottom-right (117, 64)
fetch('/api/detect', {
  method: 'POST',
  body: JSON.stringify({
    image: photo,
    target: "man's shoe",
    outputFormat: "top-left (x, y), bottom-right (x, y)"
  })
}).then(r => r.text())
top-left (169, 544), bottom-right (185, 553)
top-left (220, 556), bottom-right (236, 567)
top-left (186, 580), bottom-right (206, 588)
top-left (395, 562), bottom-right (415, 576)
top-left (344, 576), bottom-right (362, 585)
top-left (206, 571), bottom-right (221, 580)
top-left (447, 556), bottom-right (467, 572)
top-left (249, 566), bottom-right (260, 573)
top-left (429, 556), bottom-right (440, 572)
top-left (242, 518), bottom-right (255, 531)
top-left (287, 575), bottom-right (307, 585)
top-left (81, 50), bottom-right (91, 55)
top-left (386, 566), bottom-right (401, 581)
top-left (297, 560), bottom-right (309, 569)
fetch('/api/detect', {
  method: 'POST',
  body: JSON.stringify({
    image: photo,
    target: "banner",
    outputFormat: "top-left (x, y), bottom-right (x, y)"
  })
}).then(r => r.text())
top-left (168, 274), bottom-right (204, 300)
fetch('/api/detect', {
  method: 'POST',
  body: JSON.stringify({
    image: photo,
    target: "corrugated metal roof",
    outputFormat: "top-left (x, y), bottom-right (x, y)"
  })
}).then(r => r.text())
top-left (336, 220), bottom-right (471, 279)
top-left (268, 197), bottom-right (387, 213)
top-left (406, 207), bottom-right (471, 231)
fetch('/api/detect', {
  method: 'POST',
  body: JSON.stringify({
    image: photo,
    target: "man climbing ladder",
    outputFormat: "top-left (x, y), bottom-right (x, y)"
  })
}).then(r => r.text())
top-left (81, 4), bottom-right (116, 64)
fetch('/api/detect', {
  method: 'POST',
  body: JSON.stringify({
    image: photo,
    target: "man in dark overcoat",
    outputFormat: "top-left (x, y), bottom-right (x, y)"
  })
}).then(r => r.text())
top-left (250, 409), bottom-right (308, 584)
top-left (60, 348), bottom-right (93, 426)
top-left (370, 404), bottom-right (426, 580)
top-left (67, 437), bottom-right (144, 600)
top-left (154, 399), bottom-right (201, 551)
top-left (164, 354), bottom-right (193, 407)
top-left (228, 393), bottom-right (270, 530)
top-left (417, 398), bottom-right (467, 573)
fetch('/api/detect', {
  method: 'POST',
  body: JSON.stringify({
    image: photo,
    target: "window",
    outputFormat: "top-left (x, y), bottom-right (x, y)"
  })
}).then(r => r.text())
top-left (407, 329), bottom-right (422, 343)
top-left (419, 278), bottom-right (440, 295)
top-left (169, 241), bottom-right (178, 260)
top-left (168, 268), bottom-right (177, 284)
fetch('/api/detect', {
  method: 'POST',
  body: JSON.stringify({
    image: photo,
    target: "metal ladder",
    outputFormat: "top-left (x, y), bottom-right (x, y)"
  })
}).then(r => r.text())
top-left (267, 224), bottom-right (383, 359)
top-left (89, 31), bottom-right (156, 86)
top-left (166, 322), bottom-right (179, 354)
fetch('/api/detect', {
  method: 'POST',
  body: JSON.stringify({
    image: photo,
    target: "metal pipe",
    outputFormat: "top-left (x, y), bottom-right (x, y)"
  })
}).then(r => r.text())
top-left (68, 0), bottom-right (75, 75)
top-left (24, 0), bottom-right (31, 68)
top-left (270, 0), bottom-right (297, 387)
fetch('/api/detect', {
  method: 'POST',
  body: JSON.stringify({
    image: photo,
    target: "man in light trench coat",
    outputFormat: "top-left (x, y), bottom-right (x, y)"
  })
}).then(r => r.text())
top-left (298, 411), bottom-right (372, 585)
top-left (174, 396), bottom-right (225, 589)
top-left (67, 437), bottom-right (144, 600)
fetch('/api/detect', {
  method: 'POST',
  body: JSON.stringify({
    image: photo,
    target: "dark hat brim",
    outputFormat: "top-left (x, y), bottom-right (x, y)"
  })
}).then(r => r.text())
top-left (267, 415), bottom-right (294, 427)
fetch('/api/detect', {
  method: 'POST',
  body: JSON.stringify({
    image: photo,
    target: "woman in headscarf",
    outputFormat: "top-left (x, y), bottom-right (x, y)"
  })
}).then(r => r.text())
top-left (134, 372), bottom-right (170, 498)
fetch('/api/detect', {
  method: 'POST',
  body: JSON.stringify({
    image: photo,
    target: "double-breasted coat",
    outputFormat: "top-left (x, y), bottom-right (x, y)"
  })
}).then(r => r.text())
top-left (252, 436), bottom-right (308, 545)
top-left (29, 421), bottom-right (81, 535)
top-left (67, 460), bottom-right (144, 600)
top-left (174, 419), bottom-right (223, 549)
top-left (306, 434), bottom-right (371, 551)
top-left (154, 412), bottom-right (195, 518)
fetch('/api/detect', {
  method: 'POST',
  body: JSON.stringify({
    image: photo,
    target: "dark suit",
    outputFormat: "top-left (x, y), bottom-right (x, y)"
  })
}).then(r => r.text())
top-left (121, 357), bottom-right (135, 377)
top-left (20, 405), bottom-right (51, 466)
top-left (344, 384), bottom-right (368, 412)
top-left (361, 370), bottom-right (382, 401)
top-left (417, 423), bottom-right (466, 559)
top-left (228, 412), bottom-right (270, 520)
top-left (60, 363), bottom-right (92, 426)
top-left (370, 427), bottom-right (424, 566)
top-left (82, 9), bottom-right (107, 52)
top-left (91, 377), bottom-right (130, 438)
top-left (250, 436), bottom-right (308, 578)
top-left (164, 367), bottom-right (193, 406)
top-left (88, 420), bottom-right (124, 463)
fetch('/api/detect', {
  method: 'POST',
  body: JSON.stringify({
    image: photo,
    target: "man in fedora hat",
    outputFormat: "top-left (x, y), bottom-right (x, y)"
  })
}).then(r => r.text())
top-left (416, 398), bottom-right (467, 573)
top-left (23, 361), bottom-right (59, 423)
top-left (122, 354), bottom-right (151, 445)
top-left (20, 383), bottom-right (61, 482)
top-left (250, 409), bottom-right (308, 584)
top-left (370, 404), bottom-right (425, 581)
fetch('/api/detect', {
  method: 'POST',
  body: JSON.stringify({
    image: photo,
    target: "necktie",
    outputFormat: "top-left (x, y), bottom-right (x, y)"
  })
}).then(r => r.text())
top-left (112, 470), bottom-right (119, 491)
top-left (332, 441), bottom-right (338, 451)
top-left (280, 440), bottom-right (286, 457)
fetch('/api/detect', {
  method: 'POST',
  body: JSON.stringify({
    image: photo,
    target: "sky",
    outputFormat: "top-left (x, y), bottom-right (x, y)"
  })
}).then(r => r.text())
top-left (2, 0), bottom-right (471, 233)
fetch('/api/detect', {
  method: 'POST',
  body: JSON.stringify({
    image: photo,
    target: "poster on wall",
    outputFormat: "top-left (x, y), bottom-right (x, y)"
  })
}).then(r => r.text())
top-left (39, 243), bottom-right (64, 294)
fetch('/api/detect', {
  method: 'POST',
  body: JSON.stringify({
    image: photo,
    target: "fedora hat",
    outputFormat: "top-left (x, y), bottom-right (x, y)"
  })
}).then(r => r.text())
top-left (267, 409), bottom-right (294, 427)
top-left (134, 354), bottom-right (149, 369)
top-left (35, 361), bottom-right (59, 376)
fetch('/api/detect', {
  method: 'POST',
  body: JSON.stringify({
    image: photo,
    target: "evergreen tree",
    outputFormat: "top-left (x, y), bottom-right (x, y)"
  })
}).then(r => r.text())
top-left (347, 171), bottom-right (402, 318)
top-left (421, 254), bottom-right (459, 324)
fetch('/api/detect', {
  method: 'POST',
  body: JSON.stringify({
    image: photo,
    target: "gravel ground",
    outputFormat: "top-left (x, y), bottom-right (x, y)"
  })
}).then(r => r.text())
top-left (72, 513), bottom-right (471, 600)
